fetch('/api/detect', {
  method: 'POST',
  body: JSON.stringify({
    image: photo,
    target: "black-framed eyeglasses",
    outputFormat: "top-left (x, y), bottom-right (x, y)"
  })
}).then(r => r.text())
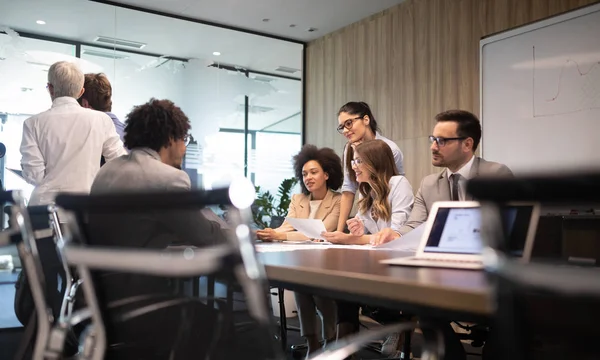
top-left (350, 158), bottom-right (363, 167)
top-left (428, 135), bottom-right (466, 147)
top-left (337, 116), bottom-right (364, 134)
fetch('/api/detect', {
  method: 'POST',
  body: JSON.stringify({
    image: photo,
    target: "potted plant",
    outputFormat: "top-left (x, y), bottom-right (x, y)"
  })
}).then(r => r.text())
top-left (252, 177), bottom-right (298, 229)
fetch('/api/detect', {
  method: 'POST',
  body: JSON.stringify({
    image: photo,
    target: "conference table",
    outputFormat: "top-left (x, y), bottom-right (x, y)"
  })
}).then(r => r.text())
top-left (257, 244), bottom-right (492, 322)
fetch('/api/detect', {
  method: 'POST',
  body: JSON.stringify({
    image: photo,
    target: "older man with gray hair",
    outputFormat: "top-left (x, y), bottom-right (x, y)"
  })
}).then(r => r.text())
top-left (20, 61), bottom-right (126, 205)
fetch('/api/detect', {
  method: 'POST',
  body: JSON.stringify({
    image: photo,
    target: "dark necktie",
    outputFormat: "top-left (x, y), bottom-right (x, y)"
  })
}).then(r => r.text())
top-left (450, 173), bottom-right (460, 201)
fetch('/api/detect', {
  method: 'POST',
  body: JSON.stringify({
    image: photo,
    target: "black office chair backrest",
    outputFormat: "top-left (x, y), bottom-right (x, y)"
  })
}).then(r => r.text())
top-left (54, 184), bottom-right (282, 360)
top-left (0, 191), bottom-right (59, 360)
top-left (470, 174), bottom-right (600, 360)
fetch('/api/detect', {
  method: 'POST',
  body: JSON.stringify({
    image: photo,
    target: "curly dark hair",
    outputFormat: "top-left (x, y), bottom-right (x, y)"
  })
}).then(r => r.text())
top-left (123, 98), bottom-right (191, 152)
top-left (293, 145), bottom-right (343, 195)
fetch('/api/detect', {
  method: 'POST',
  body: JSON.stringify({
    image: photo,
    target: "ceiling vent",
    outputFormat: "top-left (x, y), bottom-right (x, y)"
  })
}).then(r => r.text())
top-left (93, 36), bottom-right (146, 49)
top-left (274, 66), bottom-right (300, 74)
top-left (82, 49), bottom-right (129, 60)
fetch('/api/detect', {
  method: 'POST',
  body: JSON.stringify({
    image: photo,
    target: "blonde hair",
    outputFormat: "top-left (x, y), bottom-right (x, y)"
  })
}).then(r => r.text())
top-left (355, 140), bottom-right (399, 222)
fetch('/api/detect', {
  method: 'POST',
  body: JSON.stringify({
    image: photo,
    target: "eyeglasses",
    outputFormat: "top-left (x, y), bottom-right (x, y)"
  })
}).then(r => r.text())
top-left (428, 135), bottom-right (466, 147)
top-left (183, 134), bottom-right (190, 146)
top-left (350, 158), bottom-right (363, 167)
top-left (337, 116), bottom-right (364, 134)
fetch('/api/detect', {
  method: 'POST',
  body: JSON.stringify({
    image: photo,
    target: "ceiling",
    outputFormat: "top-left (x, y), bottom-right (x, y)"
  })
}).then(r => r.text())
top-left (0, 0), bottom-right (303, 76)
top-left (106, 0), bottom-right (407, 42)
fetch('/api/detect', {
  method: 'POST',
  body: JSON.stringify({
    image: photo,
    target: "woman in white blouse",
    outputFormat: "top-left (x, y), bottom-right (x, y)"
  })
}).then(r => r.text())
top-left (256, 145), bottom-right (343, 355)
top-left (323, 139), bottom-right (414, 245)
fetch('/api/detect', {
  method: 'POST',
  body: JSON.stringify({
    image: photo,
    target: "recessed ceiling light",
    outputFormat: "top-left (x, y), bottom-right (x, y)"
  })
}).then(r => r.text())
top-left (36, 20), bottom-right (46, 25)
top-left (212, 51), bottom-right (221, 56)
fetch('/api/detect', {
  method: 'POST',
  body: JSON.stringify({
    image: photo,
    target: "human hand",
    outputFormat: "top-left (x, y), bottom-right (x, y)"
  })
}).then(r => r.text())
top-left (256, 228), bottom-right (277, 241)
top-left (346, 216), bottom-right (365, 236)
top-left (320, 231), bottom-right (353, 244)
top-left (370, 228), bottom-right (400, 246)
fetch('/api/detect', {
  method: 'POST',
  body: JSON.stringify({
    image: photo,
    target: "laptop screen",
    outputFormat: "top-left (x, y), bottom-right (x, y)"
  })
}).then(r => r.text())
top-left (423, 205), bottom-right (535, 255)
top-left (424, 207), bottom-right (483, 254)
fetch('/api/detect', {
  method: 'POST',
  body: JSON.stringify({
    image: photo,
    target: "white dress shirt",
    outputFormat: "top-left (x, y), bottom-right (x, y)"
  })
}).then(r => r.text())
top-left (20, 96), bottom-right (126, 205)
top-left (357, 175), bottom-right (414, 235)
top-left (447, 155), bottom-right (475, 201)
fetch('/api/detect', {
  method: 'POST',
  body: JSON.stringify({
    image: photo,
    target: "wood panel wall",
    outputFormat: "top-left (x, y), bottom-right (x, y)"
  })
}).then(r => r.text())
top-left (305, 0), bottom-right (599, 189)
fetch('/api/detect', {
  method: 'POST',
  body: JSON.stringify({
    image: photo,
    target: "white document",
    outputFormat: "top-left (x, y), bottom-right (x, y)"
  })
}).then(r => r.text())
top-left (376, 223), bottom-right (426, 251)
top-left (284, 217), bottom-right (328, 240)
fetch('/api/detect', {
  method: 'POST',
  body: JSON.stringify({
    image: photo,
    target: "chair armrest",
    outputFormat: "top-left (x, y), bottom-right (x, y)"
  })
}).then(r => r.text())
top-left (309, 321), bottom-right (445, 360)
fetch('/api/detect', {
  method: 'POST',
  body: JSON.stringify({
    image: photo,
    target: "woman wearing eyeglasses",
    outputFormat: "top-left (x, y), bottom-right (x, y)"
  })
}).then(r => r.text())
top-left (330, 140), bottom-right (413, 354)
top-left (324, 139), bottom-right (413, 245)
top-left (321, 101), bottom-right (405, 244)
top-left (256, 145), bottom-right (342, 356)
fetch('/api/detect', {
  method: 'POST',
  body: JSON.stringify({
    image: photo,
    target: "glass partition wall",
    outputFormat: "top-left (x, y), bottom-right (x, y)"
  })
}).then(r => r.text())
top-left (0, 0), bottom-right (303, 199)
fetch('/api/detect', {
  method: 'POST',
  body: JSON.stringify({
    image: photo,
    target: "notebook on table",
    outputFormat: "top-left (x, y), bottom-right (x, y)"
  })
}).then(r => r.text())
top-left (380, 201), bottom-right (540, 270)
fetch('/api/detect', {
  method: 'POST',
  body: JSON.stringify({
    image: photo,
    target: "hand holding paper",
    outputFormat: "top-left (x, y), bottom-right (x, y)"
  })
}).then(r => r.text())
top-left (285, 217), bottom-right (328, 241)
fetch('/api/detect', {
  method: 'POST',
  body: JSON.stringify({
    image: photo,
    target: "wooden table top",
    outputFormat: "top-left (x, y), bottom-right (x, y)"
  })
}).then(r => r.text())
top-left (258, 247), bottom-right (492, 319)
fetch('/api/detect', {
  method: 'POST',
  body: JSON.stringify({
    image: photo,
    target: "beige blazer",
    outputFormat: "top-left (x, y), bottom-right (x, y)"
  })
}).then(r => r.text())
top-left (275, 189), bottom-right (342, 241)
top-left (398, 157), bottom-right (513, 235)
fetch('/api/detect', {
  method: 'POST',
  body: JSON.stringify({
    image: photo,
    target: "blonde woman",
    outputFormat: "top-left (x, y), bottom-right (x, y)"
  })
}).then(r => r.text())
top-left (322, 139), bottom-right (413, 245)
top-left (322, 139), bottom-right (413, 352)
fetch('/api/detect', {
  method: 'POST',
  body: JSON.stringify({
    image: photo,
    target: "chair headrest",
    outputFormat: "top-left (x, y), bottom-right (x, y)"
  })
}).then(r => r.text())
top-left (55, 188), bottom-right (233, 213)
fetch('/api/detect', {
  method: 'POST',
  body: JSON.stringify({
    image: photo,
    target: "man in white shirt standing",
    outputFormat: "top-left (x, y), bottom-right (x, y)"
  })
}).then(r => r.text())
top-left (19, 61), bottom-right (126, 205)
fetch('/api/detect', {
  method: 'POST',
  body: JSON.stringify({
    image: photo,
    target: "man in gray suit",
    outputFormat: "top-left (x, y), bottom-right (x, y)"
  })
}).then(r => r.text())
top-left (395, 110), bottom-right (511, 360)
top-left (399, 109), bottom-right (512, 235)
top-left (87, 99), bottom-right (230, 359)
top-left (91, 98), bottom-right (227, 248)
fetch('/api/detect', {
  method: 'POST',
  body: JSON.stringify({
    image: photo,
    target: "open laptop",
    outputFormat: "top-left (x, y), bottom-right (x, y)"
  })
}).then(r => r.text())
top-left (381, 201), bottom-right (540, 270)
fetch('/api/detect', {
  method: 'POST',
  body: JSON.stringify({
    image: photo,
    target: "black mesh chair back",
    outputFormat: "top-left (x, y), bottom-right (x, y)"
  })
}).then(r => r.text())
top-left (470, 175), bottom-right (600, 360)
top-left (54, 181), bottom-right (282, 360)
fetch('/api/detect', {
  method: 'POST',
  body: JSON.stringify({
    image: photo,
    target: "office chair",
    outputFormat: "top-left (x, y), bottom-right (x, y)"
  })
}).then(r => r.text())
top-left (467, 173), bottom-right (600, 360)
top-left (478, 201), bottom-right (600, 360)
top-left (53, 182), bottom-right (282, 360)
top-left (11, 204), bottom-right (81, 359)
top-left (0, 191), bottom-right (59, 360)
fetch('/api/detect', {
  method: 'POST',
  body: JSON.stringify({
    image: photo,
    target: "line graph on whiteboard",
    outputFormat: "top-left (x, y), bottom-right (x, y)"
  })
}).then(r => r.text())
top-left (532, 46), bottom-right (600, 118)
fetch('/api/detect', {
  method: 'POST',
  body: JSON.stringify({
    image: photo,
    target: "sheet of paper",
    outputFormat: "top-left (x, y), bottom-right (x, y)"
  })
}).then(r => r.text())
top-left (284, 217), bottom-right (328, 240)
top-left (255, 243), bottom-right (382, 253)
top-left (375, 223), bottom-right (426, 252)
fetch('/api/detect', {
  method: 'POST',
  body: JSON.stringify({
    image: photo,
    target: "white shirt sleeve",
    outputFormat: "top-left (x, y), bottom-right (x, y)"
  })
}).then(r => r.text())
top-left (20, 118), bottom-right (45, 185)
top-left (102, 116), bottom-right (127, 161)
top-left (389, 176), bottom-right (414, 234)
top-left (340, 143), bottom-right (358, 193)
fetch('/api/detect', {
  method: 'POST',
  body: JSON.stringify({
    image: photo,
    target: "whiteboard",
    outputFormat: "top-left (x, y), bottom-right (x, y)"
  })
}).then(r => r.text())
top-left (480, 3), bottom-right (600, 174)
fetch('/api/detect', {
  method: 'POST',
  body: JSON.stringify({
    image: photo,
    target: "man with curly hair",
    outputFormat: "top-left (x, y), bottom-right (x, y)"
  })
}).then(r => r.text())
top-left (91, 97), bottom-right (228, 246)
top-left (88, 98), bottom-right (232, 359)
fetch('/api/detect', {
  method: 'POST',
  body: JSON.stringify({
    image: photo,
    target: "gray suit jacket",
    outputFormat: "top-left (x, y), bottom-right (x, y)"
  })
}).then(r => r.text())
top-left (91, 147), bottom-right (226, 250)
top-left (89, 148), bottom-right (228, 300)
top-left (398, 157), bottom-right (513, 235)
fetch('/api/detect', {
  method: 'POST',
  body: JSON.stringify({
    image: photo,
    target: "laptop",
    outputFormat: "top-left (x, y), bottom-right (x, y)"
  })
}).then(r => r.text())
top-left (380, 201), bottom-right (540, 270)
